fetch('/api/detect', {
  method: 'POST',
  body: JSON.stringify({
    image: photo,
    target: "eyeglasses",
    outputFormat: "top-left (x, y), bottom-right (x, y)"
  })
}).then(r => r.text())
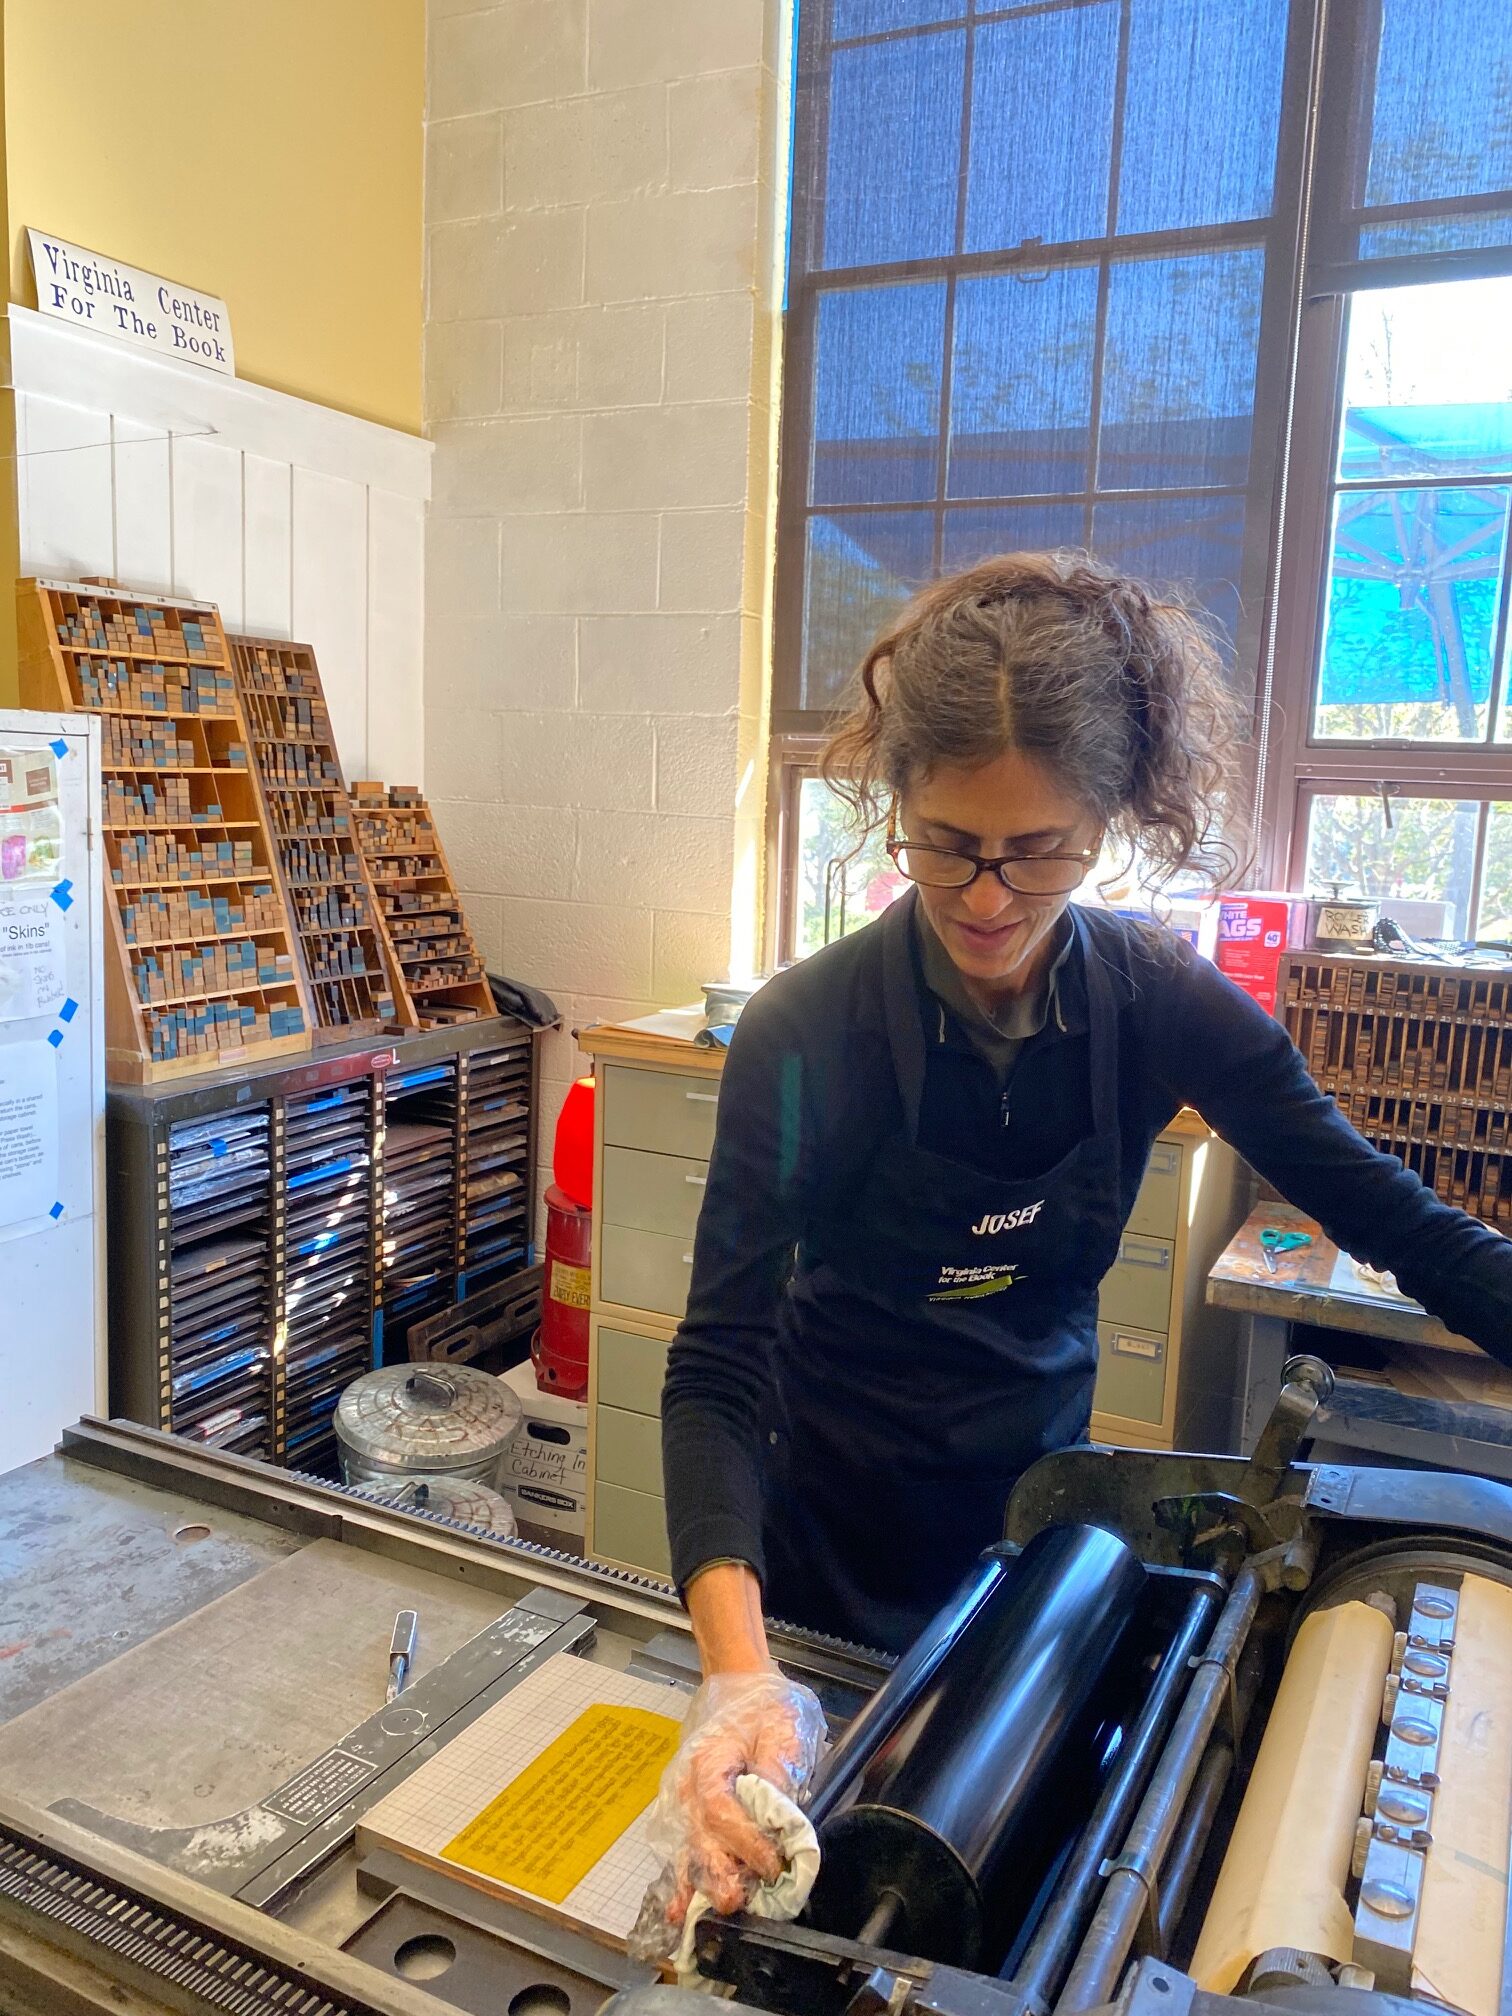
top-left (885, 834), bottom-right (1097, 896)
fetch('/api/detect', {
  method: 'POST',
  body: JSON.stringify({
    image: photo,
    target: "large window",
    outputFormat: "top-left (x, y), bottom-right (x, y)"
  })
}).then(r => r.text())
top-left (774, 0), bottom-right (1512, 960)
top-left (777, 0), bottom-right (1298, 727)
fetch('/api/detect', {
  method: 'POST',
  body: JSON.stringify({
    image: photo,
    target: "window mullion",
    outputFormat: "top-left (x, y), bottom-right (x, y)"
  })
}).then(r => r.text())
top-left (1484, 498), bottom-right (1512, 748)
top-left (933, 6), bottom-right (979, 573)
top-left (1468, 799), bottom-right (1493, 935)
top-left (1082, 0), bottom-right (1132, 544)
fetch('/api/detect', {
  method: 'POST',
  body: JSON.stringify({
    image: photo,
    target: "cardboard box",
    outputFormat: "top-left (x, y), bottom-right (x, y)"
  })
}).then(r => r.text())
top-left (1114, 895), bottom-right (1220, 960)
top-left (497, 1358), bottom-right (587, 1547)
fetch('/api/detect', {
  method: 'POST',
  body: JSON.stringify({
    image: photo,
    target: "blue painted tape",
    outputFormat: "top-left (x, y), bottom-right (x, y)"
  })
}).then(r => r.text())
top-left (59, 998), bottom-right (78, 1023)
top-left (48, 1201), bottom-right (64, 1220)
top-left (49, 880), bottom-right (73, 912)
top-left (49, 737), bottom-right (68, 759)
top-left (47, 1029), bottom-right (63, 1049)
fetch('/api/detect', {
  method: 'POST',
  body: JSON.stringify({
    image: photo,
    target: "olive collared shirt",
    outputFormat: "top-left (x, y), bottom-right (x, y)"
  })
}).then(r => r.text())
top-left (914, 905), bottom-right (1075, 1090)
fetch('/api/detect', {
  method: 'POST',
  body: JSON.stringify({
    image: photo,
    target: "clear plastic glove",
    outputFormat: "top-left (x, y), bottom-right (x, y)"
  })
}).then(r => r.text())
top-left (629, 1669), bottom-right (827, 1963)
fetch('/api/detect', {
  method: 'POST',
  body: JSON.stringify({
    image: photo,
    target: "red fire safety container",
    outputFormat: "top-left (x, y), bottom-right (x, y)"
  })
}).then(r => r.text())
top-left (532, 1182), bottom-right (592, 1398)
top-left (553, 1076), bottom-right (595, 1210)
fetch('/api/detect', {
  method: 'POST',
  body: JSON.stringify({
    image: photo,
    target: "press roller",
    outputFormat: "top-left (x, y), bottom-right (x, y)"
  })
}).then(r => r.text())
top-left (684, 1357), bottom-right (1512, 2016)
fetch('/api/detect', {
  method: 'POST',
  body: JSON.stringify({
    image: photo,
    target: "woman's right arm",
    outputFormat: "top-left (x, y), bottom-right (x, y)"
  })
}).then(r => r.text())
top-left (633, 1001), bottom-right (825, 1946)
top-left (661, 991), bottom-right (810, 1606)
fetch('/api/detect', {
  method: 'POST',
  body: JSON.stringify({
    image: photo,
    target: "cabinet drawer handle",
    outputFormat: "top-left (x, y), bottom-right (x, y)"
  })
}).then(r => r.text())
top-left (1120, 1242), bottom-right (1171, 1270)
top-left (681, 1252), bottom-right (695, 1266)
top-left (686, 1090), bottom-right (719, 1105)
top-left (685, 1173), bottom-right (707, 1188)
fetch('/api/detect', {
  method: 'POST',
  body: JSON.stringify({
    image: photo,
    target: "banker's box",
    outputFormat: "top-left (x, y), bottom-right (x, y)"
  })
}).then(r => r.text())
top-left (498, 1357), bottom-right (587, 1549)
top-left (1216, 892), bottom-right (1312, 1015)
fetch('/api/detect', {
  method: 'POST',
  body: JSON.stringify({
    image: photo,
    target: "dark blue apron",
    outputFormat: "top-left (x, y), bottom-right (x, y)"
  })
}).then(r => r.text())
top-left (761, 910), bottom-right (1124, 1654)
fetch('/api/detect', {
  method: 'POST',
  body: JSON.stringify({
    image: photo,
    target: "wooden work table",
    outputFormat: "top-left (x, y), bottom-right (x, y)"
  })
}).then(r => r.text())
top-left (1208, 1201), bottom-right (1512, 1477)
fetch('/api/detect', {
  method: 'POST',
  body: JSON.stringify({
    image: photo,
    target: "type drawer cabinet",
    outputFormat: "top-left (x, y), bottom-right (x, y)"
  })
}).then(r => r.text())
top-left (579, 1024), bottom-right (1249, 1578)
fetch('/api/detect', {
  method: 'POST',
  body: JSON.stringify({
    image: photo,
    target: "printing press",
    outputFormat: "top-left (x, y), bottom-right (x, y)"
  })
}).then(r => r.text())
top-left (3, 1358), bottom-right (1512, 2016)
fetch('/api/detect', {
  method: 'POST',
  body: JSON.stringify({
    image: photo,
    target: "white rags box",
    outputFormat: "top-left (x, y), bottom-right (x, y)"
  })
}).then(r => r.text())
top-left (497, 1358), bottom-right (587, 1547)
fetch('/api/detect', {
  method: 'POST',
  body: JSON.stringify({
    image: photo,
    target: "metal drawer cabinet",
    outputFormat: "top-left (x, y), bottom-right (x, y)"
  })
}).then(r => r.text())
top-left (1093, 1320), bottom-right (1167, 1428)
top-left (1098, 1233), bottom-right (1175, 1334)
top-left (602, 1063), bottom-right (720, 1161)
top-left (1127, 1140), bottom-right (1181, 1239)
top-left (601, 1144), bottom-right (707, 1241)
top-left (596, 1323), bottom-right (670, 1417)
top-left (593, 1479), bottom-right (671, 1579)
top-left (595, 1404), bottom-right (664, 1499)
top-left (600, 1224), bottom-right (695, 1320)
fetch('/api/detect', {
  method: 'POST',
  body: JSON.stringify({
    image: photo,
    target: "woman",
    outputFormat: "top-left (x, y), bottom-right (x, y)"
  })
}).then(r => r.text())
top-left (641, 552), bottom-right (1512, 1935)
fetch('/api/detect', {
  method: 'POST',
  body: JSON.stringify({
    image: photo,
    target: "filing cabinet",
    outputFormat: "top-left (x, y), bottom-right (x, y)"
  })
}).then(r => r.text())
top-left (579, 1023), bottom-right (1249, 1578)
top-left (580, 1025), bottom-right (724, 1579)
top-left (1090, 1113), bottom-right (1247, 1452)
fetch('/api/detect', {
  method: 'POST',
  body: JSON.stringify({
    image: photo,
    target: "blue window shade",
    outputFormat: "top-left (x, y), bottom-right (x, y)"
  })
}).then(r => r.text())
top-left (1093, 494), bottom-right (1246, 657)
top-left (1316, 486), bottom-right (1509, 737)
top-left (803, 510), bottom-right (937, 708)
top-left (1366, 0), bottom-right (1512, 211)
top-left (1118, 0), bottom-right (1289, 235)
top-left (823, 32), bottom-right (965, 268)
top-left (965, 5), bottom-right (1119, 254)
top-left (948, 266), bottom-right (1099, 498)
top-left (1100, 248), bottom-right (1266, 491)
top-left (812, 282), bottom-right (947, 505)
top-left (832, 0), bottom-right (963, 36)
top-left (943, 502), bottom-right (1087, 574)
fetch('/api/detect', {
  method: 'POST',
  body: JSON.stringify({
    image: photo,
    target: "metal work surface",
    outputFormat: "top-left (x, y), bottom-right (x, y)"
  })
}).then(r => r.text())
top-left (0, 1538), bottom-right (507, 1834)
top-left (0, 1450), bottom-right (302, 1724)
top-left (49, 1416), bottom-right (891, 1695)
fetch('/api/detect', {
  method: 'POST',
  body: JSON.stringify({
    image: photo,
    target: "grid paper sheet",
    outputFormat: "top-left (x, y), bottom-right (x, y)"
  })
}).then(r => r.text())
top-left (357, 1652), bottom-right (689, 1943)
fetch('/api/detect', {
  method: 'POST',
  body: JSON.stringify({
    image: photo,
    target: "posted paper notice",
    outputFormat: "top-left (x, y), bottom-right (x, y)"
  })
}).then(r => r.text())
top-left (0, 1041), bottom-right (57, 1230)
top-left (0, 890), bottom-right (65, 1022)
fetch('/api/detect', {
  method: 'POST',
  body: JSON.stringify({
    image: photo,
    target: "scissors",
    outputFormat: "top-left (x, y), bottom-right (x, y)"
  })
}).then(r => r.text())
top-left (1260, 1227), bottom-right (1313, 1274)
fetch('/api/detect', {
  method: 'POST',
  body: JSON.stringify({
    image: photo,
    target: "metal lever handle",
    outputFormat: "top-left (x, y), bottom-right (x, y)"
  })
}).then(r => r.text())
top-left (405, 1370), bottom-right (458, 1408)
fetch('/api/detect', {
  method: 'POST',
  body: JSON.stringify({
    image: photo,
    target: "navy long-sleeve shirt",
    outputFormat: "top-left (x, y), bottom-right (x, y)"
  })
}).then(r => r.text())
top-left (661, 897), bottom-right (1512, 1592)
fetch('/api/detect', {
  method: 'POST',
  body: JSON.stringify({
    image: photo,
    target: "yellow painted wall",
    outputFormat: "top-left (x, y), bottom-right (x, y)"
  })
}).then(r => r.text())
top-left (4, 0), bottom-right (424, 434)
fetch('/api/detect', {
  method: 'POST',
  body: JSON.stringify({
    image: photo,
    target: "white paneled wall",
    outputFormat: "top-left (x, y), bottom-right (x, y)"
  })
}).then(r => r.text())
top-left (8, 307), bottom-right (431, 782)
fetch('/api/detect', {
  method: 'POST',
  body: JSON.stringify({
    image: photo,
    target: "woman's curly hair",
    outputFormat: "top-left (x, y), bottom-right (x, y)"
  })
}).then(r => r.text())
top-left (820, 549), bottom-right (1249, 890)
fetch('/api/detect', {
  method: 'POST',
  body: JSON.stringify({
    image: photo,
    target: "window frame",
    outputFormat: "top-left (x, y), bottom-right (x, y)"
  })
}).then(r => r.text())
top-left (773, 0), bottom-right (1512, 946)
top-left (1259, 268), bottom-right (1512, 889)
top-left (772, 0), bottom-right (1318, 737)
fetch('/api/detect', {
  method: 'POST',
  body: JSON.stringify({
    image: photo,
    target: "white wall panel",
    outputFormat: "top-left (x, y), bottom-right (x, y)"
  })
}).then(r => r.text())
top-left (17, 393), bottom-right (114, 579)
top-left (170, 431), bottom-right (245, 631)
top-left (367, 488), bottom-right (425, 786)
top-left (112, 416), bottom-right (173, 595)
top-left (292, 467), bottom-right (370, 776)
top-left (7, 306), bottom-right (429, 786)
top-left (242, 453), bottom-right (293, 638)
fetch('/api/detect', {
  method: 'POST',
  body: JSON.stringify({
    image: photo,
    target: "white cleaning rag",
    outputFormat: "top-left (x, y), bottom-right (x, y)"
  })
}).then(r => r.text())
top-left (671, 1773), bottom-right (821, 1989)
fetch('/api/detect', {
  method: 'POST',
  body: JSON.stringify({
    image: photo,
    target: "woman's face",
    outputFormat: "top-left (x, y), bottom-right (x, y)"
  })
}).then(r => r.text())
top-left (901, 748), bottom-right (1101, 999)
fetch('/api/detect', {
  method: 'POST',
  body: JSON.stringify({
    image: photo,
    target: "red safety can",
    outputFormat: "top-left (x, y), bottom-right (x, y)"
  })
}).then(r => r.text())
top-left (531, 1183), bottom-right (591, 1398)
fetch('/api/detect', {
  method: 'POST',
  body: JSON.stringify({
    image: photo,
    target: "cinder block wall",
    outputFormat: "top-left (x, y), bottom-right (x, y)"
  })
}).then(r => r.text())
top-left (423, 0), bottom-right (785, 1166)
